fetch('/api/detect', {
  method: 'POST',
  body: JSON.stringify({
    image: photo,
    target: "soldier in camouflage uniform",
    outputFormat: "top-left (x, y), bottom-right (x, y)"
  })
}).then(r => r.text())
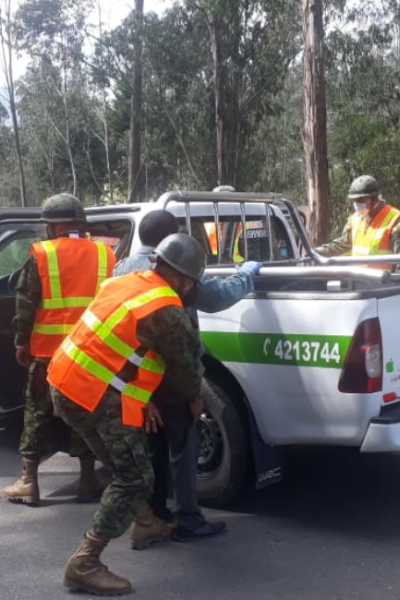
top-left (48, 233), bottom-right (206, 596)
top-left (3, 193), bottom-right (116, 506)
top-left (316, 175), bottom-right (400, 272)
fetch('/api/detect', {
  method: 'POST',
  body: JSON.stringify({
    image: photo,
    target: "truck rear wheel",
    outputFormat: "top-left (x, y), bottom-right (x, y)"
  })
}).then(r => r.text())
top-left (196, 379), bottom-right (248, 507)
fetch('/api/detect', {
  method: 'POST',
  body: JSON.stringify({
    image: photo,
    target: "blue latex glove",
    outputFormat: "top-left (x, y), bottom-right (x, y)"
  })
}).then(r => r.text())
top-left (239, 261), bottom-right (263, 276)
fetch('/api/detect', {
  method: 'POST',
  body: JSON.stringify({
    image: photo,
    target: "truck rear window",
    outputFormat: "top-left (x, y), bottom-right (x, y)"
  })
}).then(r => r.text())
top-left (178, 216), bottom-right (294, 265)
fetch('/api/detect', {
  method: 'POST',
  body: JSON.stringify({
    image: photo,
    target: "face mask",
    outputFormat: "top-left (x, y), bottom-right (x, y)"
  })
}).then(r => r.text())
top-left (353, 202), bottom-right (369, 216)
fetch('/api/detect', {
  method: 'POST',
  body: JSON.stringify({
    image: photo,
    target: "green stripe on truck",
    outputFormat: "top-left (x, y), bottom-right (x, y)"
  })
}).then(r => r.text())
top-left (201, 332), bottom-right (352, 368)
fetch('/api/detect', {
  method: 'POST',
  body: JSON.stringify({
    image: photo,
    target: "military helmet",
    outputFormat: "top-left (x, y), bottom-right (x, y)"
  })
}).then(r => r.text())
top-left (348, 175), bottom-right (379, 199)
top-left (213, 185), bottom-right (236, 192)
top-left (154, 233), bottom-right (205, 282)
top-left (41, 193), bottom-right (86, 223)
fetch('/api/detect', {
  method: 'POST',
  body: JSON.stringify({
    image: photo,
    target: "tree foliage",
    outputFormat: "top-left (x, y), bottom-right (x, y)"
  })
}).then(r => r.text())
top-left (0, 0), bottom-right (399, 243)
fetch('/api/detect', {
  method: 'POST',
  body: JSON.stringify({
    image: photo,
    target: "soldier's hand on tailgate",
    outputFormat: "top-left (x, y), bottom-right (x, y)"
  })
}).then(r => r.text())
top-left (15, 344), bottom-right (32, 368)
top-left (143, 401), bottom-right (164, 433)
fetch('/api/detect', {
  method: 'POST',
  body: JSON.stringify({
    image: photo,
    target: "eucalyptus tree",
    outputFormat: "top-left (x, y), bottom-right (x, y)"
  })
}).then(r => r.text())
top-left (94, 5), bottom-right (214, 198)
top-left (101, 0), bottom-right (302, 196)
top-left (17, 58), bottom-right (108, 203)
top-left (186, 0), bottom-right (302, 188)
top-left (302, 0), bottom-right (330, 245)
top-left (0, 0), bottom-right (26, 206)
top-left (0, 100), bottom-right (21, 206)
top-left (13, 0), bottom-right (94, 198)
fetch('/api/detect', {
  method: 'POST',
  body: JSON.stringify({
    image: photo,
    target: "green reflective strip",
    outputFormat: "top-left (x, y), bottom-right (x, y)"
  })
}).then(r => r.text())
top-left (41, 241), bottom-right (62, 298)
top-left (33, 323), bottom-right (73, 335)
top-left (121, 382), bottom-right (151, 402)
top-left (87, 287), bottom-right (178, 338)
top-left (39, 240), bottom-right (109, 308)
top-left (369, 248), bottom-right (393, 255)
top-left (41, 296), bottom-right (93, 309)
top-left (352, 244), bottom-right (391, 256)
top-left (81, 310), bottom-right (135, 360)
top-left (140, 355), bottom-right (165, 374)
top-left (61, 339), bottom-right (150, 401)
top-left (62, 337), bottom-right (117, 386)
top-left (95, 242), bottom-right (108, 287)
top-left (200, 332), bottom-right (352, 369)
top-left (380, 208), bottom-right (399, 228)
top-left (81, 309), bottom-right (164, 374)
top-left (124, 287), bottom-right (179, 311)
top-left (79, 285), bottom-right (176, 371)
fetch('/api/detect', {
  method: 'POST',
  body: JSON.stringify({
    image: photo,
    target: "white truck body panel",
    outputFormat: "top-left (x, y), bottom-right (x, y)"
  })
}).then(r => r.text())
top-left (199, 292), bottom-right (400, 450)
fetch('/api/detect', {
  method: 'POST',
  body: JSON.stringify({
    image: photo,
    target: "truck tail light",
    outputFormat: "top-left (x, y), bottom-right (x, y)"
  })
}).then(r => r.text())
top-left (339, 317), bottom-right (382, 393)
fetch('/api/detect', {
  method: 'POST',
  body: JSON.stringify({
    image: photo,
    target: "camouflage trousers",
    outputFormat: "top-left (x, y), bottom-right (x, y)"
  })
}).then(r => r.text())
top-left (50, 386), bottom-right (154, 539)
top-left (19, 359), bottom-right (92, 460)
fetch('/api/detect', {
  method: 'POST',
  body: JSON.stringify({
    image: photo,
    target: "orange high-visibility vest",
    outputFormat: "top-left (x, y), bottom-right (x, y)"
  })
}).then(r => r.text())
top-left (30, 238), bottom-right (116, 357)
top-left (47, 270), bottom-right (182, 427)
top-left (206, 223), bottom-right (218, 255)
top-left (350, 204), bottom-right (400, 271)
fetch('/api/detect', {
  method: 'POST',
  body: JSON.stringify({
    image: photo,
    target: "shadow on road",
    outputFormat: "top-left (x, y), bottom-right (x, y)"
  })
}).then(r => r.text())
top-left (223, 447), bottom-right (400, 542)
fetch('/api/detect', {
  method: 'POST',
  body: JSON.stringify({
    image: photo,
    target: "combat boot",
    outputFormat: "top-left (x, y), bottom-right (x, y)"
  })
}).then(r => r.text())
top-left (77, 457), bottom-right (109, 503)
top-left (63, 529), bottom-right (132, 595)
top-left (130, 505), bottom-right (176, 550)
top-left (2, 458), bottom-right (40, 506)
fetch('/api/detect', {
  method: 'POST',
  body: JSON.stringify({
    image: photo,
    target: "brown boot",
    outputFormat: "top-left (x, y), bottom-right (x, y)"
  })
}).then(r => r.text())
top-left (77, 457), bottom-right (108, 503)
top-left (63, 529), bottom-right (132, 595)
top-left (2, 458), bottom-right (40, 506)
top-left (130, 505), bottom-right (176, 550)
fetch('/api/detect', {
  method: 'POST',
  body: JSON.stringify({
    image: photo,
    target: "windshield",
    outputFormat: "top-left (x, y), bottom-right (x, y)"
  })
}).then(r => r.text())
top-left (0, 221), bottom-right (46, 277)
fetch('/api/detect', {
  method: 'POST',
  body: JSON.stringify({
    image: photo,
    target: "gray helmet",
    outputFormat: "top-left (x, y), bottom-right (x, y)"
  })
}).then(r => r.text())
top-left (348, 175), bottom-right (379, 199)
top-left (154, 233), bottom-right (205, 282)
top-left (213, 185), bottom-right (236, 192)
top-left (41, 193), bottom-right (86, 223)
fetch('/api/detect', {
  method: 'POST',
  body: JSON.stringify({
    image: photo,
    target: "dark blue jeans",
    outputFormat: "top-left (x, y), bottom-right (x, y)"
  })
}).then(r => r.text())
top-left (149, 401), bottom-right (205, 530)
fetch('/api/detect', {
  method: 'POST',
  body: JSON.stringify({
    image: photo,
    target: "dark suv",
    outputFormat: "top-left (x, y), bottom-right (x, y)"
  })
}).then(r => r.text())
top-left (0, 206), bottom-right (136, 419)
top-left (0, 208), bottom-right (45, 417)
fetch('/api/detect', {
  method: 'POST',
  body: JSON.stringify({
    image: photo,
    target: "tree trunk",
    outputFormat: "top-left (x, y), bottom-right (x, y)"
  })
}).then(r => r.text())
top-left (61, 71), bottom-right (77, 196)
top-left (0, 0), bottom-right (27, 207)
top-left (208, 15), bottom-right (238, 187)
top-left (128, 0), bottom-right (144, 203)
top-left (302, 0), bottom-right (330, 245)
top-left (95, 0), bottom-right (113, 203)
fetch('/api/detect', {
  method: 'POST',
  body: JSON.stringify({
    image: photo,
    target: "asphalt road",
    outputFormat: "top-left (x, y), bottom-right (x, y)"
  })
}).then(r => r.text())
top-left (2, 416), bottom-right (400, 600)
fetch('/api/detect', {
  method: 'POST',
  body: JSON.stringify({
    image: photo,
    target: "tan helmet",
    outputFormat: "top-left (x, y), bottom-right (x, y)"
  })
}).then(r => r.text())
top-left (41, 193), bottom-right (86, 223)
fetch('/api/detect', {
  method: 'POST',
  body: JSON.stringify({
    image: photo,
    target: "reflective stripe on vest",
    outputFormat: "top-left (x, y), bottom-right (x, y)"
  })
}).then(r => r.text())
top-left (31, 239), bottom-right (114, 356)
top-left (351, 205), bottom-right (400, 270)
top-left (47, 272), bottom-right (182, 426)
top-left (37, 240), bottom-right (108, 310)
top-left (61, 338), bottom-right (154, 404)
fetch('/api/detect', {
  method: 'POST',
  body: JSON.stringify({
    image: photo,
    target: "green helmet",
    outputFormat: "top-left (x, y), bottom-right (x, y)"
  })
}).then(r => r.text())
top-left (41, 193), bottom-right (86, 223)
top-left (348, 175), bottom-right (379, 199)
top-left (213, 185), bottom-right (236, 192)
top-left (154, 233), bottom-right (205, 282)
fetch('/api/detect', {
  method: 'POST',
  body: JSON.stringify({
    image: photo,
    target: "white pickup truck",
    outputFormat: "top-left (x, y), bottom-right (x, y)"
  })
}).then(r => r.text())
top-left (1, 191), bottom-right (400, 506)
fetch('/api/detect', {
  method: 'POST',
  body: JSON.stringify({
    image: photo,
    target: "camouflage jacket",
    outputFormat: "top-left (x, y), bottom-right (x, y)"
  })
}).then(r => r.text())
top-left (13, 256), bottom-right (41, 349)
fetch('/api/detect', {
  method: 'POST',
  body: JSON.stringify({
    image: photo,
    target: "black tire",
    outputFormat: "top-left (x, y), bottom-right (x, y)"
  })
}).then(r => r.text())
top-left (196, 378), bottom-right (248, 507)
